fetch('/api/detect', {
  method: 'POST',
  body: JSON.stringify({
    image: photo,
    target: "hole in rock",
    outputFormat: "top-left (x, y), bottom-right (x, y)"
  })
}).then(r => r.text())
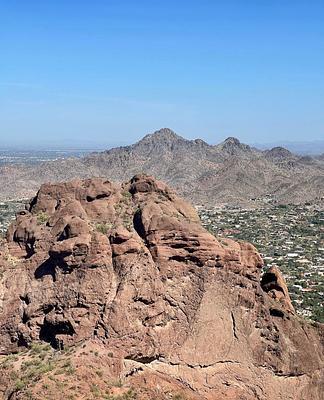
top-left (86, 193), bottom-right (109, 202)
top-left (124, 354), bottom-right (159, 364)
top-left (133, 210), bottom-right (146, 239)
top-left (39, 319), bottom-right (75, 349)
top-left (270, 308), bottom-right (285, 318)
top-left (261, 272), bottom-right (285, 294)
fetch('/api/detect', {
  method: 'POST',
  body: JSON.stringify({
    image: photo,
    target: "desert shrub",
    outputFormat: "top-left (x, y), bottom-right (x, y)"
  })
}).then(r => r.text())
top-left (172, 394), bottom-right (187, 400)
top-left (95, 223), bottom-right (112, 235)
top-left (36, 211), bottom-right (48, 225)
top-left (104, 388), bottom-right (137, 400)
top-left (90, 384), bottom-right (101, 397)
top-left (122, 191), bottom-right (132, 199)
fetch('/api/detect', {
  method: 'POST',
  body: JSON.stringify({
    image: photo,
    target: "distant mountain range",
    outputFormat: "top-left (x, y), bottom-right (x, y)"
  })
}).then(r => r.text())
top-left (253, 140), bottom-right (324, 155)
top-left (1, 128), bottom-right (324, 205)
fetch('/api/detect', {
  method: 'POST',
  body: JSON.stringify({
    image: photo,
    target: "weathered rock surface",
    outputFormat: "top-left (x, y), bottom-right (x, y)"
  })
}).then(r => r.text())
top-left (0, 175), bottom-right (323, 399)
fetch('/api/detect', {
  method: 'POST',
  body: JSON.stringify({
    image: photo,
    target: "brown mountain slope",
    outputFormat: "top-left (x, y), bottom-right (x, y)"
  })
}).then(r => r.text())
top-left (0, 175), bottom-right (323, 399)
top-left (0, 128), bottom-right (323, 205)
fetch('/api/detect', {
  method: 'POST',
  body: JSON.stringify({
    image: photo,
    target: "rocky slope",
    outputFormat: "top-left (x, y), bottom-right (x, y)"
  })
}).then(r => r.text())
top-left (0, 175), bottom-right (323, 399)
top-left (0, 128), bottom-right (324, 206)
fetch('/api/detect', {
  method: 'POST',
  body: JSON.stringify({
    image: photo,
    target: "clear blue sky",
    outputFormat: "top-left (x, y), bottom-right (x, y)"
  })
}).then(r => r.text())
top-left (0, 0), bottom-right (323, 148)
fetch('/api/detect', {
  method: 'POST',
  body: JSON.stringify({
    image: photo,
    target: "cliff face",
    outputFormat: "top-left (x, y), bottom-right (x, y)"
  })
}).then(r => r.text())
top-left (0, 175), bottom-right (323, 399)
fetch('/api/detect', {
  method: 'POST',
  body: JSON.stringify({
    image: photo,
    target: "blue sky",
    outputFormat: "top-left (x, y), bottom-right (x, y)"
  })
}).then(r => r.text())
top-left (0, 0), bottom-right (323, 148)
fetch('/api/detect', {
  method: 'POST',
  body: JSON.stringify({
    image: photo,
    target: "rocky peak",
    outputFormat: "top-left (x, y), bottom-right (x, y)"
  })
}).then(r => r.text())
top-left (137, 128), bottom-right (186, 146)
top-left (224, 136), bottom-right (241, 146)
top-left (265, 146), bottom-right (294, 159)
top-left (193, 138), bottom-right (210, 147)
top-left (216, 136), bottom-right (252, 155)
top-left (0, 175), bottom-right (323, 399)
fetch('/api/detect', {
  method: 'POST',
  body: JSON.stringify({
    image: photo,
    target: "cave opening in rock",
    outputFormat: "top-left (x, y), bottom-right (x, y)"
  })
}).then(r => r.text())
top-left (39, 319), bottom-right (75, 349)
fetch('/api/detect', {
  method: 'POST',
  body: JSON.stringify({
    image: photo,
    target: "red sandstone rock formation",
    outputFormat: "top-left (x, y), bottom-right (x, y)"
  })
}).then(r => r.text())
top-left (0, 175), bottom-right (323, 399)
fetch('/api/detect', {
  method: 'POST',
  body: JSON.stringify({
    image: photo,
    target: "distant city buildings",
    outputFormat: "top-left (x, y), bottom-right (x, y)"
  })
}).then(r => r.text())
top-left (0, 201), bottom-right (25, 234)
top-left (199, 202), bottom-right (324, 323)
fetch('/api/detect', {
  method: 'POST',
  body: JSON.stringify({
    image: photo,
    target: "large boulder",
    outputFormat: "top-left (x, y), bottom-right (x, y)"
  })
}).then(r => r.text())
top-left (0, 174), bottom-right (323, 399)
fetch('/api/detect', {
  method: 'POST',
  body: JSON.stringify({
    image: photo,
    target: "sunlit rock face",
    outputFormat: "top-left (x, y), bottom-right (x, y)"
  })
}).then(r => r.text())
top-left (0, 174), bottom-right (323, 399)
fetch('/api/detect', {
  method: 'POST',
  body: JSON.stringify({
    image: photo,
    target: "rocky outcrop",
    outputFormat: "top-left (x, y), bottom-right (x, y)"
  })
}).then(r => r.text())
top-left (0, 175), bottom-right (323, 399)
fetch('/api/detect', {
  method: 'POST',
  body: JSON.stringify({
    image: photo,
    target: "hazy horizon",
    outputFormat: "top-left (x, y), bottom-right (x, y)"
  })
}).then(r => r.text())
top-left (1, 128), bottom-right (324, 155)
top-left (1, 1), bottom-right (323, 148)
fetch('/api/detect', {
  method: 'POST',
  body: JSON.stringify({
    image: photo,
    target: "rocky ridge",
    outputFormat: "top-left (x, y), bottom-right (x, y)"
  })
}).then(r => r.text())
top-left (0, 175), bottom-right (323, 399)
top-left (0, 128), bottom-right (323, 206)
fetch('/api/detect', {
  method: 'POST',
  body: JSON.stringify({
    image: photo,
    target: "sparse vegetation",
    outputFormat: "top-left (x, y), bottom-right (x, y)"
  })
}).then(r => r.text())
top-left (172, 394), bottom-right (187, 400)
top-left (107, 379), bottom-right (123, 388)
top-left (122, 191), bottom-right (132, 200)
top-left (0, 342), bottom-right (81, 397)
top-left (4, 252), bottom-right (20, 267)
top-left (95, 222), bottom-right (112, 235)
top-left (30, 342), bottom-right (51, 355)
top-left (104, 388), bottom-right (137, 400)
top-left (36, 211), bottom-right (49, 225)
top-left (90, 383), bottom-right (101, 397)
